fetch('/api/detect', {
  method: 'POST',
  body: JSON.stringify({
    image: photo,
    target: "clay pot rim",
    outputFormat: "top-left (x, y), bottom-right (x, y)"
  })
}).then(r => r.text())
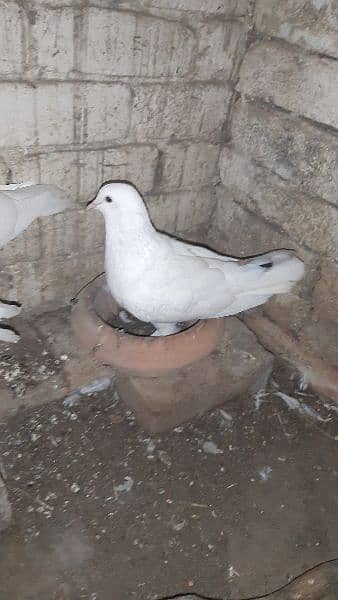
top-left (72, 274), bottom-right (225, 375)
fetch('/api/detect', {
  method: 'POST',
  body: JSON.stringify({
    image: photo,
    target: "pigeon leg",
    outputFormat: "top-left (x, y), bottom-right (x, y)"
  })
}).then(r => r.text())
top-left (151, 322), bottom-right (181, 337)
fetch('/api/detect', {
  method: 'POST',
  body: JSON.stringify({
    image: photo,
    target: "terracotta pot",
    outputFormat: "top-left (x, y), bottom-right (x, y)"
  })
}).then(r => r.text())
top-left (71, 274), bottom-right (225, 377)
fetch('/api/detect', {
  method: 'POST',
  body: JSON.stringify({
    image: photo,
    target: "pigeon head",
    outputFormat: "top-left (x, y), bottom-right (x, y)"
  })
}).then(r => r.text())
top-left (88, 182), bottom-right (146, 218)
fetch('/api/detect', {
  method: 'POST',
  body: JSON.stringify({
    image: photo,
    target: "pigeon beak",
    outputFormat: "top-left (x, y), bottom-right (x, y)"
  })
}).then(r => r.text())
top-left (86, 197), bottom-right (97, 210)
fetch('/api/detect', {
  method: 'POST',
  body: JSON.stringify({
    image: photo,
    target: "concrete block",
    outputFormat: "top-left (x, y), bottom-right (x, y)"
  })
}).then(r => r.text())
top-left (103, 145), bottom-right (159, 192)
top-left (132, 83), bottom-right (231, 142)
top-left (239, 40), bottom-right (338, 129)
top-left (116, 317), bottom-right (273, 433)
top-left (5, 153), bottom-right (40, 186)
top-left (30, 7), bottom-right (74, 77)
top-left (195, 20), bottom-right (246, 80)
top-left (40, 211), bottom-right (80, 259)
top-left (263, 293), bottom-right (312, 337)
top-left (231, 100), bottom-right (338, 206)
top-left (298, 319), bottom-right (338, 369)
top-left (77, 207), bottom-right (104, 252)
top-left (0, 221), bottom-right (41, 266)
top-left (145, 0), bottom-right (249, 16)
top-left (175, 188), bottom-right (216, 232)
top-left (160, 142), bottom-right (220, 190)
top-left (219, 147), bottom-right (338, 257)
top-left (36, 84), bottom-right (74, 146)
top-left (0, 2), bottom-right (23, 75)
top-left (255, 0), bottom-right (338, 59)
top-left (213, 190), bottom-right (286, 256)
top-left (148, 188), bottom-right (216, 233)
top-left (313, 262), bottom-right (338, 325)
top-left (83, 83), bottom-right (131, 143)
top-left (39, 152), bottom-right (78, 198)
top-left (78, 151), bottom-right (104, 204)
top-left (83, 8), bottom-right (194, 77)
top-left (0, 84), bottom-right (35, 147)
top-left (146, 193), bottom-right (179, 233)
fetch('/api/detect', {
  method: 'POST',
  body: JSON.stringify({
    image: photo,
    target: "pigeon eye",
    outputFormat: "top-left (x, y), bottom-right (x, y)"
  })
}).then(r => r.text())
top-left (105, 196), bottom-right (113, 203)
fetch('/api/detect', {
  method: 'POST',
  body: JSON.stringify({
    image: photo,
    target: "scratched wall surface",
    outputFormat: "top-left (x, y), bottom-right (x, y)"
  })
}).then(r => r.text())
top-left (215, 0), bottom-right (338, 373)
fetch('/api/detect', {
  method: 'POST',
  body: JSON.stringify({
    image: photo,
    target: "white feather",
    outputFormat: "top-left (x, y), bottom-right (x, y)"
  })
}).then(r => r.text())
top-left (90, 183), bottom-right (305, 335)
top-left (0, 183), bottom-right (72, 247)
top-left (0, 182), bottom-right (71, 343)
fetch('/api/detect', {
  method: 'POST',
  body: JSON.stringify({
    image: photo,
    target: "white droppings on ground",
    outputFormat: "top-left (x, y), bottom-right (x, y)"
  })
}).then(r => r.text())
top-left (158, 450), bottom-right (172, 467)
top-left (170, 515), bottom-right (187, 532)
top-left (143, 438), bottom-right (156, 458)
top-left (218, 409), bottom-right (233, 425)
top-left (275, 391), bottom-right (331, 423)
top-left (259, 466), bottom-right (272, 481)
top-left (228, 565), bottom-right (240, 579)
top-left (79, 377), bottom-right (113, 396)
top-left (114, 476), bottom-right (134, 496)
top-left (298, 373), bottom-right (308, 391)
top-left (323, 402), bottom-right (338, 413)
top-left (63, 377), bottom-right (114, 407)
top-left (202, 441), bottom-right (223, 455)
top-left (253, 389), bottom-right (269, 410)
top-left (63, 392), bottom-right (81, 407)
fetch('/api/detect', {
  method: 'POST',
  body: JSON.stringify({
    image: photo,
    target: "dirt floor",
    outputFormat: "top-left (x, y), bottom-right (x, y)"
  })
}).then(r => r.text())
top-left (0, 369), bottom-right (338, 600)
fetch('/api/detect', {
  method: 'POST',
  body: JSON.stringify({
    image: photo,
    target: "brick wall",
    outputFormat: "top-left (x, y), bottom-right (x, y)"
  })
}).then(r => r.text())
top-left (216, 0), bottom-right (338, 376)
top-left (0, 0), bottom-right (249, 310)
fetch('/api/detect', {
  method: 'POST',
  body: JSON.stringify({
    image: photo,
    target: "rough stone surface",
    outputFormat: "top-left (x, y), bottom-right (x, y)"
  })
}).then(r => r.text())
top-left (117, 318), bottom-right (273, 433)
top-left (147, 188), bottom-right (216, 234)
top-left (239, 40), bottom-right (338, 129)
top-left (219, 147), bottom-right (338, 258)
top-left (131, 83), bottom-right (231, 142)
top-left (102, 145), bottom-right (158, 193)
top-left (231, 100), bottom-right (338, 206)
top-left (195, 20), bottom-right (247, 80)
top-left (313, 262), bottom-right (338, 325)
top-left (255, 0), bottom-right (338, 59)
top-left (0, 3), bottom-right (23, 75)
top-left (160, 143), bottom-right (221, 191)
top-left (30, 7), bottom-right (74, 78)
top-left (82, 9), bottom-right (195, 78)
top-left (220, 3), bottom-right (338, 373)
top-left (145, 0), bottom-right (249, 15)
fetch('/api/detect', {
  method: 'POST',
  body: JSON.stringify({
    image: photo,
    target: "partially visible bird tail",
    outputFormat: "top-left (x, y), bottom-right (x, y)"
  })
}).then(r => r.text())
top-left (219, 250), bottom-right (305, 317)
top-left (237, 250), bottom-right (305, 295)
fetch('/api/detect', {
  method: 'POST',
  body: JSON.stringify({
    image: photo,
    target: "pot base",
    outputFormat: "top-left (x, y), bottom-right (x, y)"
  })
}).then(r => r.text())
top-left (72, 275), bottom-right (274, 432)
top-left (116, 318), bottom-right (274, 433)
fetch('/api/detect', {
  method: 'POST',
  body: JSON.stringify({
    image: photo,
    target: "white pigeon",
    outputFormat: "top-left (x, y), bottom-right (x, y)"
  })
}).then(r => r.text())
top-left (89, 182), bottom-right (305, 336)
top-left (0, 182), bottom-right (71, 343)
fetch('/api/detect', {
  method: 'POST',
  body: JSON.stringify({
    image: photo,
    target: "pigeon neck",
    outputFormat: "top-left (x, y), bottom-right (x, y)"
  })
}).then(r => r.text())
top-left (104, 208), bottom-right (156, 251)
